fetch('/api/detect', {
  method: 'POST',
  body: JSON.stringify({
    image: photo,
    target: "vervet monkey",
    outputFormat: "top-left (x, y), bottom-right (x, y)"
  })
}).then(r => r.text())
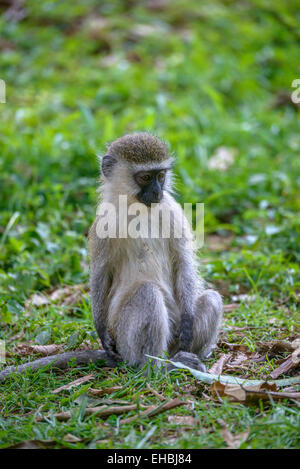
top-left (89, 132), bottom-right (223, 371)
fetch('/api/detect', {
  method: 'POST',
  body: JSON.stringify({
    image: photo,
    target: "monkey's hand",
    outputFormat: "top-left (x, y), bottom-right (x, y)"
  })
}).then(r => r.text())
top-left (101, 330), bottom-right (122, 362)
top-left (178, 313), bottom-right (194, 352)
top-left (168, 351), bottom-right (206, 372)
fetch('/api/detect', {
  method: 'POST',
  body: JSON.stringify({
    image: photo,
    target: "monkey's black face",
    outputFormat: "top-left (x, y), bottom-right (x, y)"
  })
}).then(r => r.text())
top-left (134, 169), bottom-right (167, 206)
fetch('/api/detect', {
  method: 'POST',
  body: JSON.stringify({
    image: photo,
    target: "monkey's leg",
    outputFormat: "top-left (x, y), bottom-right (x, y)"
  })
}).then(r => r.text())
top-left (192, 289), bottom-right (223, 359)
top-left (115, 283), bottom-right (170, 368)
top-left (167, 290), bottom-right (222, 372)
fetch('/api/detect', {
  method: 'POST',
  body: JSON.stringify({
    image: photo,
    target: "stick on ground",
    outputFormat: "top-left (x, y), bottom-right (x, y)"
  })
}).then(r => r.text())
top-left (36, 404), bottom-right (140, 422)
top-left (120, 398), bottom-right (184, 424)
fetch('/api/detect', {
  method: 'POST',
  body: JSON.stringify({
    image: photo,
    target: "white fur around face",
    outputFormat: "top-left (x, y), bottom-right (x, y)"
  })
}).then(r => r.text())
top-left (99, 157), bottom-right (174, 205)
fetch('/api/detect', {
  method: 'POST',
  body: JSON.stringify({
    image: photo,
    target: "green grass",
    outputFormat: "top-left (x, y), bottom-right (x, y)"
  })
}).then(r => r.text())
top-left (0, 0), bottom-right (299, 449)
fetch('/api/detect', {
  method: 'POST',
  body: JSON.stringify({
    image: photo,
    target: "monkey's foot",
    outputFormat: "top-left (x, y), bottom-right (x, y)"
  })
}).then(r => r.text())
top-left (167, 351), bottom-right (206, 372)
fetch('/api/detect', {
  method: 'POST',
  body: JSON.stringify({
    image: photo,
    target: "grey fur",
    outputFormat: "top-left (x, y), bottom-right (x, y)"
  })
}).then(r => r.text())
top-left (106, 132), bottom-right (170, 164)
top-left (116, 283), bottom-right (169, 367)
top-left (101, 154), bottom-right (117, 178)
top-left (89, 133), bottom-right (223, 371)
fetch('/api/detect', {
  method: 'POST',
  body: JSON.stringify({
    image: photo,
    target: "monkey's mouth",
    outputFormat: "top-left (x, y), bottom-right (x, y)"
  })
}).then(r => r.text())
top-left (137, 192), bottom-right (163, 207)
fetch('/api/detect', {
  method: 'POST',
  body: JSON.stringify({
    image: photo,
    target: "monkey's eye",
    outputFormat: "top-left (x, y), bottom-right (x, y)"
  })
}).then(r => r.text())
top-left (157, 171), bottom-right (166, 183)
top-left (141, 173), bottom-right (151, 182)
top-left (135, 172), bottom-right (152, 185)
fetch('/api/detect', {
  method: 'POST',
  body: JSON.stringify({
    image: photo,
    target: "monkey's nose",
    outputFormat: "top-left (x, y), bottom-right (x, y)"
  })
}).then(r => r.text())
top-left (152, 191), bottom-right (162, 202)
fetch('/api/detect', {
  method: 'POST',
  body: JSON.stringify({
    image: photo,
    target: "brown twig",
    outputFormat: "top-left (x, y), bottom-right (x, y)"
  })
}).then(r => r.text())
top-left (146, 383), bottom-right (166, 401)
top-left (120, 398), bottom-right (184, 424)
top-left (36, 404), bottom-right (140, 422)
top-left (88, 386), bottom-right (122, 396)
top-left (270, 356), bottom-right (296, 379)
top-left (52, 374), bottom-right (95, 394)
top-left (240, 384), bottom-right (300, 401)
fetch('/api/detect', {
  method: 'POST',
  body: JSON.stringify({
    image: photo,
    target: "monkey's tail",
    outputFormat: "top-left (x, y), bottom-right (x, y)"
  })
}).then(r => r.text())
top-left (0, 350), bottom-right (118, 383)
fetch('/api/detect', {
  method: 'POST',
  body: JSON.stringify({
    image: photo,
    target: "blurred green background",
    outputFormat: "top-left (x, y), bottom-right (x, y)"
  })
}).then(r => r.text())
top-left (1, 0), bottom-right (300, 304)
top-left (0, 0), bottom-right (300, 450)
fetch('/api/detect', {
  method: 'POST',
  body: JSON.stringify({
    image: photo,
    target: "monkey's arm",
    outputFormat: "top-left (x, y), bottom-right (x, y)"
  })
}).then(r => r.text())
top-left (90, 264), bottom-right (120, 360)
top-left (172, 238), bottom-right (199, 353)
top-left (89, 226), bottom-right (120, 361)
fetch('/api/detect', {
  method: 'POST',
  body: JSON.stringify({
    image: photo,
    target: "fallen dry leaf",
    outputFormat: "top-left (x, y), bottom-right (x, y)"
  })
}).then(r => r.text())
top-left (13, 343), bottom-right (63, 357)
top-left (208, 354), bottom-right (229, 375)
top-left (25, 284), bottom-right (88, 309)
top-left (167, 415), bottom-right (197, 426)
top-left (251, 352), bottom-right (268, 363)
top-left (211, 381), bottom-right (277, 404)
top-left (221, 426), bottom-right (249, 449)
top-left (212, 382), bottom-right (247, 402)
top-left (26, 293), bottom-right (49, 307)
top-left (210, 381), bottom-right (299, 404)
top-left (63, 433), bottom-right (83, 443)
top-left (226, 352), bottom-right (252, 368)
top-left (52, 374), bottom-right (95, 394)
top-left (7, 440), bottom-right (55, 449)
top-left (206, 234), bottom-right (234, 251)
top-left (50, 284), bottom-right (88, 306)
top-left (223, 304), bottom-right (239, 312)
top-left (13, 339), bottom-right (101, 358)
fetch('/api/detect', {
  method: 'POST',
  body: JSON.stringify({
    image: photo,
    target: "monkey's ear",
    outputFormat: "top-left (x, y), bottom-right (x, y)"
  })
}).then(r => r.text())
top-left (101, 154), bottom-right (117, 178)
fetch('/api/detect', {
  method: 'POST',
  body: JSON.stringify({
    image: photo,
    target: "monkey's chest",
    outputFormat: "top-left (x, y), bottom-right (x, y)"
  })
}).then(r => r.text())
top-left (107, 238), bottom-right (175, 326)
top-left (120, 238), bottom-right (171, 282)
